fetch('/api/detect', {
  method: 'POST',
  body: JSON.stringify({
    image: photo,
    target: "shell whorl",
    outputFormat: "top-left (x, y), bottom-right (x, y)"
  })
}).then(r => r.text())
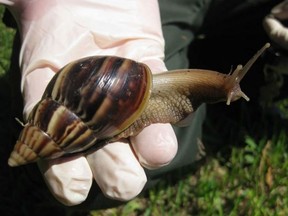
top-left (8, 99), bottom-right (97, 166)
top-left (44, 56), bottom-right (152, 138)
top-left (9, 56), bottom-right (152, 166)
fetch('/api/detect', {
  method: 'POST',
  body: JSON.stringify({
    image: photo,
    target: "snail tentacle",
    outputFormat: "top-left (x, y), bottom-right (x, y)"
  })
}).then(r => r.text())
top-left (225, 65), bottom-right (250, 105)
top-left (225, 43), bottom-right (270, 105)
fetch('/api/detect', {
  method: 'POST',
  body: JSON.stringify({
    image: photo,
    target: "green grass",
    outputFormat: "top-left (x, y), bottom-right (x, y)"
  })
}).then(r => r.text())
top-left (1, 5), bottom-right (288, 216)
top-left (0, 7), bottom-right (15, 77)
top-left (88, 131), bottom-right (288, 216)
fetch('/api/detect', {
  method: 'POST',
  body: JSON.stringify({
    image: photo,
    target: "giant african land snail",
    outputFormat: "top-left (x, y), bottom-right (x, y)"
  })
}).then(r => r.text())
top-left (8, 43), bottom-right (270, 167)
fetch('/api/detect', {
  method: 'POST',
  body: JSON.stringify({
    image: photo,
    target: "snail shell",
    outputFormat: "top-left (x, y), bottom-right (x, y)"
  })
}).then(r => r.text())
top-left (8, 43), bottom-right (270, 167)
top-left (9, 56), bottom-right (152, 166)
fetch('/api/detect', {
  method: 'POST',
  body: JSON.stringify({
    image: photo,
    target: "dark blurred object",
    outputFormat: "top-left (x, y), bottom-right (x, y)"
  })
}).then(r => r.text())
top-left (260, 44), bottom-right (288, 119)
top-left (3, 8), bottom-right (17, 28)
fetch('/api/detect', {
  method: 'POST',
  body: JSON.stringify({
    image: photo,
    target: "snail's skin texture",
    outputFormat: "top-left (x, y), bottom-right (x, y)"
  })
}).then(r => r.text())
top-left (8, 43), bottom-right (270, 167)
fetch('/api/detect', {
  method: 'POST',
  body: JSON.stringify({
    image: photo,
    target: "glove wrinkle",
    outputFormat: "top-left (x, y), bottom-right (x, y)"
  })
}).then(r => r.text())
top-left (131, 123), bottom-right (178, 169)
top-left (38, 156), bottom-right (93, 206)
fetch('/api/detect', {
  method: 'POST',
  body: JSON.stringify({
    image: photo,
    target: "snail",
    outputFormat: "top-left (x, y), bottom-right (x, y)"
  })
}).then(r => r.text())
top-left (8, 43), bottom-right (270, 167)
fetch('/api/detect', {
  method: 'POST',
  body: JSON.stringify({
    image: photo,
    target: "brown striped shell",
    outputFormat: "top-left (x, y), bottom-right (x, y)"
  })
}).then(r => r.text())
top-left (8, 56), bottom-right (152, 166)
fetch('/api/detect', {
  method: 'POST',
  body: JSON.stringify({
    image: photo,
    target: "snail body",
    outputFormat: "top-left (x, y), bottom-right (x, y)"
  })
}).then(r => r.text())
top-left (8, 44), bottom-right (270, 167)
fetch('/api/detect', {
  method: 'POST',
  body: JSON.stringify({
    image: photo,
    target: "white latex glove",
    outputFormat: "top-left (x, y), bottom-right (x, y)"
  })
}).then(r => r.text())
top-left (263, 0), bottom-right (288, 50)
top-left (2, 0), bottom-right (178, 206)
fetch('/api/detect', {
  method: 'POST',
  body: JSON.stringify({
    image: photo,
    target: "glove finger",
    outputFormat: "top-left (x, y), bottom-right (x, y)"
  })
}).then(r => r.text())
top-left (38, 155), bottom-right (93, 206)
top-left (263, 16), bottom-right (288, 50)
top-left (86, 139), bottom-right (147, 201)
top-left (130, 123), bottom-right (178, 169)
top-left (271, 0), bottom-right (288, 20)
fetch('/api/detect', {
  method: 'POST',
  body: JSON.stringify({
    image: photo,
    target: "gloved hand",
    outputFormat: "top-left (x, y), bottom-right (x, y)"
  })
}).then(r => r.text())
top-left (263, 0), bottom-right (288, 50)
top-left (2, 0), bottom-right (178, 206)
